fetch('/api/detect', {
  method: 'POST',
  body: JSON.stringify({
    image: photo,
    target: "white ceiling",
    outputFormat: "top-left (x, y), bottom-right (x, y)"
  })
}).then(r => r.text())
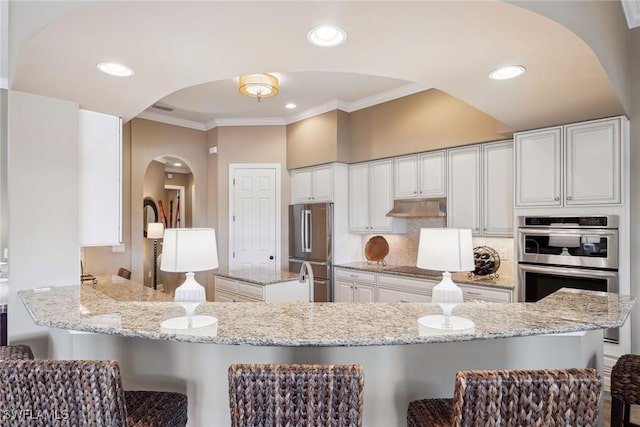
top-left (9, 1), bottom-right (628, 132)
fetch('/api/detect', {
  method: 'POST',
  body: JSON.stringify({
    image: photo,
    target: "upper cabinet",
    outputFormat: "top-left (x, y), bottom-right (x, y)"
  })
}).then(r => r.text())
top-left (291, 164), bottom-right (334, 203)
top-left (515, 116), bottom-right (625, 207)
top-left (394, 151), bottom-right (446, 199)
top-left (349, 159), bottom-right (406, 234)
top-left (79, 109), bottom-right (122, 246)
top-left (447, 141), bottom-right (513, 237)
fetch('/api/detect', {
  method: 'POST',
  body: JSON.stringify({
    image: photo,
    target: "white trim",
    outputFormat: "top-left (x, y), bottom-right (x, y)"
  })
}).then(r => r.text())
top-left (228, 163), bottom-right (281, 270)
top-left (284, 100), bottom-right (342, 124)
top-left (137, 111), bottom-right (207, 131)
top-left (164, 185), bottom-right (186, 228)
top-left (342, 82), bottom-right (432, 113)
top-left (622, 0), bottom-right (640, 29)
top-left (0, 78), bottom-right (7, 90)
top-left (214, 117), bottom-right (286, 127)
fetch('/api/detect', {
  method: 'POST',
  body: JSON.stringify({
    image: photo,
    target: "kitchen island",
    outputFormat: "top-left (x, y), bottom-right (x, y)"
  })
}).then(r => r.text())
top-left (213, 267), bottom-right (309, 302)
top-left (20, 278), bottom-right (633, 426)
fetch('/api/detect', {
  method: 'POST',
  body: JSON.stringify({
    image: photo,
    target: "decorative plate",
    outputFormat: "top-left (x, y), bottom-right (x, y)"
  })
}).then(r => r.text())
top-left (471, 246), bottom-right (500, 278)
top-left (365, 236), bottom-right (389, 265)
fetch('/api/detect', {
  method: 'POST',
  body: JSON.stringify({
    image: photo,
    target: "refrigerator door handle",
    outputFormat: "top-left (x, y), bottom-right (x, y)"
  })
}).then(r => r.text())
top-left (300, 209), bottom-right (306, 253)
top-left (305, 210), bottom-right (312, 253)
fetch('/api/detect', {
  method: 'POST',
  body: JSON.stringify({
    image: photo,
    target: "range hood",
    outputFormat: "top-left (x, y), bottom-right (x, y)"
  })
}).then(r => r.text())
top-left (386, 198), bottom-right (447, 218)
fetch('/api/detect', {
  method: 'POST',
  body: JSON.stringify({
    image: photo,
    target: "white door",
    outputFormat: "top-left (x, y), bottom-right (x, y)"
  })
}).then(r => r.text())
top-left (447, 145), bottom-right (481, 235)
top-left (230, 166), bottom-right (279, 270)
top-left (368, 159), bottom-right (394, 232)
top-left (394, 155), bottom-right (418, 199)
top-left (348, 163), bottom-right (370, 232)
top-left (482, 140), bottom-right (513, 236)
top-left (418, 150), bottom-right (447, 197)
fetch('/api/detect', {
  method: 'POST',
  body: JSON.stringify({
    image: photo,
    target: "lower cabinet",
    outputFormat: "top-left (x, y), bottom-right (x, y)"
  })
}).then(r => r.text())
top-left (214, 276), bottom-right (308, 302)
top-left (459, 284), bottom-right (512, 302)
top-left (377, 274), bottom-right (435, 303)
top-left (334, 269), bottom-right (377, 302)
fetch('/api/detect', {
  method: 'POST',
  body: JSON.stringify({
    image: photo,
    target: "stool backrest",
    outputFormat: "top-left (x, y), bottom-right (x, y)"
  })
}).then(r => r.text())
top-left (452, 368), bottom-right (601, 426)
top-left (0, 344), bottom-right (34, 360)
top-left (228, 363), bottom-right (364, 427)
top-left (0, 359), bottom-right (129, 426)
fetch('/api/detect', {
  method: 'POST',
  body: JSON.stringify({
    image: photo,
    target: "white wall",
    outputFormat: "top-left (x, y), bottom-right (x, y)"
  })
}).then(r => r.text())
top-left (7, 91), bottom-right (78, 357)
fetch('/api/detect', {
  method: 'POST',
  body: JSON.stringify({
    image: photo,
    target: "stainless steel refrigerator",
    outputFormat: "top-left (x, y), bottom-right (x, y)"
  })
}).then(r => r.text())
top-left (289, 202), bottom-right (333, 302)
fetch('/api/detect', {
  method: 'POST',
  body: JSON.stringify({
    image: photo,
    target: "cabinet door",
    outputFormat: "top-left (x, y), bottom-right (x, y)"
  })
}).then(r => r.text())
top-left (447, 146), bottom-right (481, 235)
top-left (394, 155), bottom-right (418, 199)
top-left (482, 141), bottom-right (513, 236)
top-left (214, 290), bottom-right (235, 302)
top-left (335, 280), bottom-right (354, 302)
top-left (368, 159), bottom-right (395, 232)
top-left (79, 109), bottom-right (122, 246)
top-left (354, 284), bottom-right (376, 302)
top-left (378, 287), bottom-right (430, 303)
top-left (565, 118), bottom-right (621, 205)
top-left (348, 164), bottom-right (370, 232)
top-left (311, 165), bottom-right (333, 202)
top-left (515, 127), bottom-right (562, 207)
top-left (418, 151), bottom-right (447, 197)
top-left (291, 168), bottom-right (313, 203)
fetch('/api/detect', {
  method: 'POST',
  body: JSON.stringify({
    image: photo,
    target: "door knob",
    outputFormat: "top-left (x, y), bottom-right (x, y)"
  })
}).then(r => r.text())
top-left (269, 255), bottom-right (274, 260)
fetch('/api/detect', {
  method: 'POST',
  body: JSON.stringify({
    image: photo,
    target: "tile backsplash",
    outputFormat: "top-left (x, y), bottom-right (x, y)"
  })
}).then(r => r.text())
top-left (360, 219), bottom-right (514, 282)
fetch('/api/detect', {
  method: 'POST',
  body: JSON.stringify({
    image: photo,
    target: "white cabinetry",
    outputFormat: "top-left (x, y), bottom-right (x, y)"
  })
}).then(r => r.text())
top-left (334, 268), bottom-right (376, 302)
top-left (447, 145), bottom-right (481, 234)
top-left (349, 160), bottom-right (406, 234)
top-left (515, 117), bottom-right (624, 207)
top-left (459, 283), bottom-right (512, 302)
top-left (394, 151), bottom-right (446, 199)
top-left (377, 274), bottom-right (434, 303)
top-left (291, 163), bottom-right (335, 203)
top-left (79, 109), bottom-right (122, 246)
top-left (214, 276), bottom-right (308, 302)
top-left (482, 141), bottom-right (514, 236)
top-left (447, 142), bottom-right (513, 237)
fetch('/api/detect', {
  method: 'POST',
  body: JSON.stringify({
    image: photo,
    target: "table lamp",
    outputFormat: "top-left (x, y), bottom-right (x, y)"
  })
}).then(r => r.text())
top-left (147, 222), bottom-right (164, 290)
top-left (416, 228), bottom-right (475, 331)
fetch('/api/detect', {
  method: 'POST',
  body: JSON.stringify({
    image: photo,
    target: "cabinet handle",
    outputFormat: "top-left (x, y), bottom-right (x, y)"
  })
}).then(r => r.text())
top-left (554, 196), bottom-right (560, 201)
top-left (466, 291), bottom-right (482, 296)
top-left (350, 274), bottom-right (358, 278)
top-left (566, 196), bottom-right (572, 201)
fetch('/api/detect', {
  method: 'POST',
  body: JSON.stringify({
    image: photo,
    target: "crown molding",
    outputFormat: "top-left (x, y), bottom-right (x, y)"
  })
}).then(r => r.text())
top-left (342, 82), bottom-right (432, 112)
top-left (622, 0), bottom-right (640, 28)
top-left (213, 117), bottom-right (286, 127)
top-left (137, 111), bottom-right (207, 131)
top-left (284, 100), bottom-right (342, 124)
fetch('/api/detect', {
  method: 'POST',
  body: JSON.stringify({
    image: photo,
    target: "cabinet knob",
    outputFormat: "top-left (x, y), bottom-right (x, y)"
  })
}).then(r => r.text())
top-left (554, 196), bottom-right (560, 201)
top-left (269, 255), bottom-right (274, 260)
top-left (566, 196), bottom-right (572, 201)
top-left (414, 191), bottom-right (418, 194)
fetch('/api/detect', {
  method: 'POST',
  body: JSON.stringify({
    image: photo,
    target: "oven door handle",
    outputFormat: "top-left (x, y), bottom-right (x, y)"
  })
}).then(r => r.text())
top-left (518, 263), bottom-right (619, 279)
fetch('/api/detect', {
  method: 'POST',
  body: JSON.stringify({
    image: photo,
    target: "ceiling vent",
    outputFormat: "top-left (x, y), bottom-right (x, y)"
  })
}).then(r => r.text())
top-left (151, 102), bottom-right (175, 112)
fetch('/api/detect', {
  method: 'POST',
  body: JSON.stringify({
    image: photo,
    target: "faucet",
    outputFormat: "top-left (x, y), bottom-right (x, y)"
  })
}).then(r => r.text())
top-left (298, 261), bottom-right (314, 302)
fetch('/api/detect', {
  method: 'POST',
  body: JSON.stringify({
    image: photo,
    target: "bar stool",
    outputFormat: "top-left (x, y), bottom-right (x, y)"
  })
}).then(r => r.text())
top-left (407, 368), bottom-right (601, 426)
top-left (0, 359), bottom-right (188, 427)
top-left (611, 354), bottom-right (640, 426)
top-left (0, 344), bottom-right (34, 360)
top-left (228, 363), bottom-right (364, 427)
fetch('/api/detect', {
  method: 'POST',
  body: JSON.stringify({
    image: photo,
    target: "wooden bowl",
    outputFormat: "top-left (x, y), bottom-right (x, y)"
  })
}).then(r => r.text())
top-left (365, 236), bottom-right (390, 263)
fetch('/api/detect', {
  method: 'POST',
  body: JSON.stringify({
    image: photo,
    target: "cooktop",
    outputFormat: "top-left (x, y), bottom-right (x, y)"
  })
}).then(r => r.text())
top-left (382, 265), bottom-right (443, 278)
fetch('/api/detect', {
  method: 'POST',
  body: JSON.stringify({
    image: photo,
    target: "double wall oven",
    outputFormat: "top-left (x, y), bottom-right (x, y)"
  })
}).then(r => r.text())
top-left (517, 215), bottom-right (619, 343)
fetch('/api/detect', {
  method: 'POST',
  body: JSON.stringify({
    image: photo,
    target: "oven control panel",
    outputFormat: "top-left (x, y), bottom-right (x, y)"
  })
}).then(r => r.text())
top-left (520, 215), bottom-right (617, 228)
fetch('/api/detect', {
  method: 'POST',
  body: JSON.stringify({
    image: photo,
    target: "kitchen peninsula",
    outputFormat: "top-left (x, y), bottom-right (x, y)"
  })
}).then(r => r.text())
top-left (20, 279), bottom-right (633, 426)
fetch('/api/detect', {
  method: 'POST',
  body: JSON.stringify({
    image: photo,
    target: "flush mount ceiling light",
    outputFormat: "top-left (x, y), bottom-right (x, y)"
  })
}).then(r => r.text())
top-left (238, 73), bottom-right (279, 102)
top-left (285, 103), bottom-right (297, 109)
top-left (307, 25), bottom-right (347, 47)
top-left (96, 61), bottom-right (135, 77)
top-left (488, 65), bottom-right (526, 80)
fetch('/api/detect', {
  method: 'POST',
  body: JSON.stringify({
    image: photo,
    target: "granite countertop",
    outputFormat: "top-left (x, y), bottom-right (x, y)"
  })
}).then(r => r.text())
top-left (335, 262), bottom-right (515, 290)
top-left (19, 277), bottom-right (633, 346)
top-left (214, 267), bottom-right (300, 285)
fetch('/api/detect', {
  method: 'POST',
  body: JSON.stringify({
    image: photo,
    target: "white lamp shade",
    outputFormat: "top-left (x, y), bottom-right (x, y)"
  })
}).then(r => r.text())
top-left (147, 222), bottom-right (164, 239)
top-left (416, 228), bottom-right (474, 272)
top-left (160, 228), bottom-right (219, 273)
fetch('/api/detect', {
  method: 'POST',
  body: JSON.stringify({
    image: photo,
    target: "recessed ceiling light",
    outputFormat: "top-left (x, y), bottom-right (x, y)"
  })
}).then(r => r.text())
top-left (285, 103), bottom-right (297, 109)
top-left (96, 61), bottom-right (135, 77)
top-left (307, 25), bottom-right (347, 47)
top-left (173, 162), bottom-right (182, 167)
top-left (488, 65), bottom-right (526, 80)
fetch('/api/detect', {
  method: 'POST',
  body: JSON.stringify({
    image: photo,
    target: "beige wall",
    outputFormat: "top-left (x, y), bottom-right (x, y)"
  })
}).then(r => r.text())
top-left (348, 89), bottom-right (511, 163)
top-left (286, 110), bottom-right (349, 169)
top-left (215, 125), bottom-right (289, 269)
top-left (130, 118), bottom-right (208, 285)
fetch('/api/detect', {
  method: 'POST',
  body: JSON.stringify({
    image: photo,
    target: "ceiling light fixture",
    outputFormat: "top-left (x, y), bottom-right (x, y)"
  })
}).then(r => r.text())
top-left (307, 25), bottom-right (347, 47)
top-left (238, 73), bottom-right (279, 102)
top-left (285, 103), bottom-right (297, 109)
top-left (173, 162), bottom-right (182, 167)
top-left (96, 61), bottom-right (135, 77)
top-left (488, 65), bottom-right (526, 80)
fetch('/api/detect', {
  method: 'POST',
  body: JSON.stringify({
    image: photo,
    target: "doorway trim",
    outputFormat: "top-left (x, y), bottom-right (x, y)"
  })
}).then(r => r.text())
top-left (164, 184), bottom-right (185, 228)
top-left (228, 163), bottom-right (281, 270)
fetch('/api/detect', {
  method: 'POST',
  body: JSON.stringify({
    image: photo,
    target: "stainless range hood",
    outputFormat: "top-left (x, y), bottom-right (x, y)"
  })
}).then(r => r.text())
top-left (386, 197), bottom-right (447, 218)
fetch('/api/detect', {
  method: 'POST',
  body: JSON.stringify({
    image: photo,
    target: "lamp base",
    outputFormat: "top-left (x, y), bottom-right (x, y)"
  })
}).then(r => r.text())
top-left (432, 271), bottom-right (464, 305)
top-left (160, 315), bottom-right (218, 330)
top-left (174, 272), bottom-right (206, 302)
top-left (418, 315), bottom-right (475, 334)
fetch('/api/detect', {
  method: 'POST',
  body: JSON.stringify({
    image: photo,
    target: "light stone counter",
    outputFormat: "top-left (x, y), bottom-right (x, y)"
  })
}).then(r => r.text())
top-left (18, 277), bottom-right (633, 426)
top-left (214, 267), bottom-right (300, 285)
top-left (336, 261), bottom-right (515, 290)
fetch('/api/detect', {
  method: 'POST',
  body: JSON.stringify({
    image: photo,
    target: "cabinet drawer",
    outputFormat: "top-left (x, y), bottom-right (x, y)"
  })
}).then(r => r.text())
top-left (460, 285), bottom-right (511, 302)
top-left (335, 268), bottom-right (376, 284)
top-left (377, 273), bottom-right (436, 294)
top-left (237, 282), bottom-right (264, 300)
top-left (378, 287), bottom-right (430, 303)
top-left (215, 277), bottom-right (237, 293)
top-left (215, 289), bottom-right (235, 302)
